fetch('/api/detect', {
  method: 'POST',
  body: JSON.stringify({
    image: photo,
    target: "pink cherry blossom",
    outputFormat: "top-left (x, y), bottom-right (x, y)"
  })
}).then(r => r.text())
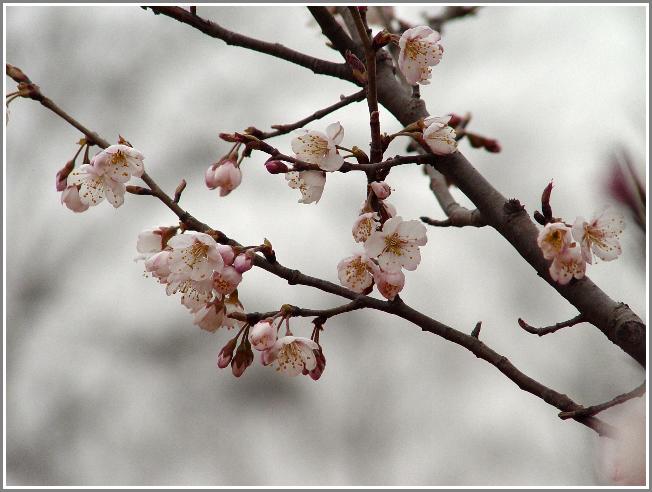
top-left (212, 266), bottom-right (242, 296)
top-left (261, 336), bottom-right (320, 376)
top-left (91, 144), bottom-right (144, 183)
top-left (398, 26), bottom-right (443, 85)
top-left (572, 207), bottom-right (625, 264)
top-left (166, 277), bottom-right (213, 312)
top-left (248, 319), bottom-right (277, 351)
top-left (167, 232), bottom-right (223, 282)
top-left (373, 267), bottom-right (405, 301)
top-left (193, 300), bottom-right (225, 332)
top-left (144, 250), bottom-right (172, 283)
top-left (136, 228), bottom-right (168, 256)
top-left (233, 251), bottom-right (254, 273)
top-left (549, 247), bottom-right (586, 285)
top-left (291, 122), bottom-right (344, 171)
top-left (205, 159), bottom-right (242, 197)
top-left (537, 222), bottom-right (572, 260)
top-left (364, 216), bottom-right (428, 273)
top-left (337, 253), bottom-right (374, 293)
top-left (370, 181), bottom-right (392, 200)
top-left (60, 185), bottom-right (90, 213)
top-left (285, 170), bottom-right (326, 204)
top-left (423, 115), bottom-right (457, 155)
top-left (352, 212), bottom-right (379, 243)
top-left (67, 164), bottom-right (125, 208)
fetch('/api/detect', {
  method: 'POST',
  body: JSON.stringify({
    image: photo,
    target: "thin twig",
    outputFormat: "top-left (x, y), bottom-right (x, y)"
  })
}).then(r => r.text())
top-left (147, 6), bottom-right (355, 83)
top-left (518, 314), bottom-right (586, 336)
top-left (426, 6), bottom-right (481, 33)
top-left (471, 321), bottom-right (482, 338)
top-left (232, 300), bottom-right (365, 325)
top-left (558, 382), bottom-right (646, 420)
top-left (254, 89), bottom-right (366, 139)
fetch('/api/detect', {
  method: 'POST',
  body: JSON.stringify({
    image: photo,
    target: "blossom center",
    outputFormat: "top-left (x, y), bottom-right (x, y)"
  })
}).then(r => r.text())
top-left (298, 135), bottom-right (329, 158)
top-left (383, 233), bottom-right (405, 255)
top-left (184, 242), bottom-right (210, 268)
top-left (548, 229), bottom-right (566, 250)
top-left (405, 40), bottom-right (428, 62)
top-left (110, 150), bottom-right (128, 167)
top-left (275, 343), bottom-right (304, 372)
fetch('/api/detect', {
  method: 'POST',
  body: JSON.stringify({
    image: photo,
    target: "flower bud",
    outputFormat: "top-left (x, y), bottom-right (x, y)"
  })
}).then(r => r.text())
top-left (217, 244), bottom-right (236, 266)
top-left (303, 346), bottom-right (326, 381)
top-left (370, 181), bottom-right (391, 200)
top-left (264, 159), bottom-right (290, 174)
top-left (55, 160), bottom-right (75, 192)
top-left (372, 30), bottom-right (393, 50)
top-left (231, 340), bottom-right (254, 377)
top-left (217, 337), bottom-right (238, 369)
top-left (248, 319), bottom-right (277, 351)
top-left (345, 50), bottom-right (367, 84)
top-left (233, 251), bottom-right (254, 274)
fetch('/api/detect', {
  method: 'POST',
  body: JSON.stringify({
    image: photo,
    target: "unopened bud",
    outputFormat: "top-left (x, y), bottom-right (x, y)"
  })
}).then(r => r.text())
top-left (126, 185), bottom-right (154, 196)
top-left (370, 181), bottom-right (391, 200)
top-left (55, 160), bottom-right (75, 192)
top-left (541, 180), bottom-right (554, 221)
top-left (483, 138), bottom-right (501, 153)
top-left (233, 251), bottom-right (254, 274)
top-left (372, 30), bottom-right (393, 50)
top-left (447, 113), bottom-right (464, 128)
top-left (350, 146), bottom-right (370, 165)
top-left (219, 132), bottom-right (241, 143)
top-left (231, 340), bottom-right (254, 377)
top-left (6, 64), bottom-right (30, 84)
top-left (345, 50), bottom-right (367, 84)
top-left (265, 160), bottom-right (289, 174)
top-left (260, 238), bottom-right (276, 263)
top-left (217, 337), bottom-right (238, 369)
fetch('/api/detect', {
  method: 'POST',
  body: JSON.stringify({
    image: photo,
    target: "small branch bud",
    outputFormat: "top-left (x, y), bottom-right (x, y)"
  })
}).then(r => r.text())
top-left (265, 159), bottom-right (289, 174)
top-left (173, 179), bottom-right (187, 203)
top-left (345, 50), bottom-right (367, 84)
top-left (372, 30), bottom-right (393, 50)
top-left (541, 180), bottom-right (554, 222)
top-left (126, 185), bottom-right (154, 196)
top-left (6, 63), bottom-right (31, 83)
top-left (260, 238), bottom-right (276, 263)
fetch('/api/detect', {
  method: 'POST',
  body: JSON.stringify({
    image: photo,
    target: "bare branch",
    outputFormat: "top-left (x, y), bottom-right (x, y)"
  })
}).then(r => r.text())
top-left (232, 300), bottom-right (366, 325)
top-left (146, 6), bottom-right (355, 83)
top-left (558, 382), bottom-right (646, 420)
top-left (518, 314), bottom-right (586, 336)
top-left (426, 6), bottom-right (481, 33)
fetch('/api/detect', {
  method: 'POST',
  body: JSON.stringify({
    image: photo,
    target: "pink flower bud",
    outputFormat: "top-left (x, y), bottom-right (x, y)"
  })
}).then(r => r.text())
top-left (217, 337), bottom-right (238, 369)
top-left (265, 160), bottom-right (289, 174)
top-left (370, 181), bottom-right (391, 200)
top-left (56, 160), bottom-right (75, 192)
top-left (233, 251), bottom-right (254, 273)
top-left (248, 319), bottom-right (277, 351)
top-left (205, 159), bottom-right (242, 196)
top-left (373, 268), bottom-right (405, 301)
top-left (231, 341), bottom-right (254, 377)
top-left (217, 244), bottom-right (236, 265)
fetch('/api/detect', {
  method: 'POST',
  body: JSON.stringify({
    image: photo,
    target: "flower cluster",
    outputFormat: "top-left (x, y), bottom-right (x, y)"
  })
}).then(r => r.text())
top-left (338, 182), bottom-right (427, 300)
top-left (537, 207), bottom-right (625, 285)
top-left (205, 153), bottom-right (242, 197)
top-left (284, 122), bottom-right (344, 204)
top-left (137, 229), bottom-right (253, 333)
top-left (60, 144), bottom-right (144, 212)
top-left (397, 26), bottom-right (444, 85)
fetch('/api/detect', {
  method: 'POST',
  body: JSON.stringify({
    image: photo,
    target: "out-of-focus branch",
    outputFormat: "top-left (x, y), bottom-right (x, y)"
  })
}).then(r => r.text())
top-left (558, 382), bottom-right (646, 420)
top-left (421, 164), bottom-right (486, 228)
top-left (146, 6), bottom-right (355, 83)
top-left (249, 89), bottom-right (366, 140)
top-left (426, 6), bottom-right (481, 33)
top-left (231, 299), bottom-right (366, 325)
top-left (9, 64), bottom-right (617, 437)
top-left (518, 314), bottom-right (586, 336)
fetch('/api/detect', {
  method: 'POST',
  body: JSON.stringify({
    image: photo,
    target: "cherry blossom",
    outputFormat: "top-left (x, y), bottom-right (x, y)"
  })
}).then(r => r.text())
top-left (222, 294), bottom-right (246, 330)
top-left (261, 336), bottom-right (320, 376)
top-left (291, 122), bottom-right (344, 171)
top-left (303, 345), bottom-right (326, 381)
top-left (352, 212), bottom-right (379, 243)
top-left (193, 300), bottom-right (225, 332)
top-left (370, 181), bottom-right (392, 200)
top-left (167, 232), bottom-right (223, 282)
top-left (212, 266), bottom-right (242, 296)
top-left (572, 207), bottom-right (625, 264)
top-left (549, 247), bottom-right (586, 285)
top-left (136, 227), bottom-right (173, 256)
top-left (248, 319), bottom-right (277, 351)
top-left (423, 115), bottom-right (457, 155)
top-left (60, 185), bottom-right (90, 213)
top-left (398, 26), bottom-right (443, 85)
top-left (285, 170), bottom-right (326, 204)
top-left (372, 267), bottom-right (406, 301)
top-left (67, 164), bottom-right (125, 208)
top-left (233, 251), bottom-right (254, 273)
top-left (205, 159), bottom-right (242, 197)
top-left (144, 250), bottom-right (172, 283)
top-left (364, 216), bottom-right (428, 273)
top-left (166, 277), bottom-right (213, 312)
top-left (91, 144), bottom-right (144, 183)
top-left (217, 244), bottom-right (236, 266)
top-left (537, 222), bottom-right (572, 260)
top-left (337, 253), bottom-right (374, 293)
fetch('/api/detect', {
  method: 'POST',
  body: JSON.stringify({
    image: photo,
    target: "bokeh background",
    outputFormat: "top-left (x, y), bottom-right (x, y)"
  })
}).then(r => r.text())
top-left (5, 5), bottom-right (647, 486)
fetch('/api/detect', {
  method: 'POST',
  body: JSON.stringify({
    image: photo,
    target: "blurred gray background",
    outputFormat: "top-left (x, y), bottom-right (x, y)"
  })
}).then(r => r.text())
top-left (5, 5), bottom-right (646, 486)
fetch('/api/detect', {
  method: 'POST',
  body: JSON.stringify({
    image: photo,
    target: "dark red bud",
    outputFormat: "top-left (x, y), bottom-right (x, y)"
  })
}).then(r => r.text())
top-left (447, 113), bottom-right (464, 128)
top-left (219, 132), bottom-right (241, 143)
top-left (541, 180), bottom-right (554, 221)
top-left (55, 160), bottom-right (75, 192)
top-left (217, 337), bottom-right (238, 369)
top-left (483, 139), bottom-right (501, 153)
top-left (372, 30), bottom-right (393, 50)
top-left (265, 160), bottom-right (289, 174)
top-left (345, 50), bottom-right (367, 84)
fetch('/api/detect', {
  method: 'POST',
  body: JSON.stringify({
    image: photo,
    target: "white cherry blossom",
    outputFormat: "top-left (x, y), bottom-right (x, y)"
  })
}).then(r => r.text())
top-left (364, 216), bottom-right (428, 273)
top-left (60, 185), bottom-right (90, 213)
top-left (222, 294), bottom-right (246, 330)
top-left (91, 144), bottom-right (144, 183)
top-left (291, 122), bottom-right (344, 171)
top-left (144, 250), bottom-right (172, 283)
top-left (167, 232), bottom-right (223, 282)
top-left (537, 222), bottom-right (572, 260)
top-left (212, 266), bottom-right (242, 296)
top-left (423, 115), bottom-right (457, 155)
top-left (549, 247), bottom-right (586, 285)
top-left (166, 277), bottom-right (213, 312)
top-left (372, 267), bottom-right (405, 301)
top-left (337, 253), bottom-right (374, 293)
top-left (67, 164), bottom-right (125, 208)
top-left (193, 300), bottom-right (225, 332)
top-left (261, 336), bottom-right (320, 376)
top-left (572, 207), bottom-right (625, 264)
top-left (352, 212), bottom-right (379, 243)
top-left (398, 26), bottom-right (443, 85)
top-left (285, 170), bottom-right (326, 204)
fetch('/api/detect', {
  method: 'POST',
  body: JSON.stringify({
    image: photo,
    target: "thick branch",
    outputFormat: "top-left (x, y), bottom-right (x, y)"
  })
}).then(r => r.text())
top-left (9, 67), bottom-right (620, 437)
top-left (518, 314), bottom-right (586, 336)
top-left (147, 6), bottom-right (355, 83)
top-left (558, 382), bottom-right (646, 420)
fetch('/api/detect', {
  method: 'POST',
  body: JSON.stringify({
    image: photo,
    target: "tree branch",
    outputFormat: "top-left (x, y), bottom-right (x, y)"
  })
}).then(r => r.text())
top-left (558, 382), bottom-right (646, 420)
top-left (518, 314), bottom-right (586, 336)
top-left (231, 299), bottom-right (366, 325)
top-left (146, 6), bottom-right (355, 83)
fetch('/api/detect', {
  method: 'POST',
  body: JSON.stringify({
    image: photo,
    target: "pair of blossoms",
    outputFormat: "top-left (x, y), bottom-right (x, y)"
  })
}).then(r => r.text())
top-left (281, 115), bottom-right (457, 205)
top-left (537, 207), bottom-right (625, 284)
top-left (58, 144), bottom-right (144, 212)
top-left (338, 182), bottom-right (428, 301)
top-left (136, 229), bottom-right (323, 378)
